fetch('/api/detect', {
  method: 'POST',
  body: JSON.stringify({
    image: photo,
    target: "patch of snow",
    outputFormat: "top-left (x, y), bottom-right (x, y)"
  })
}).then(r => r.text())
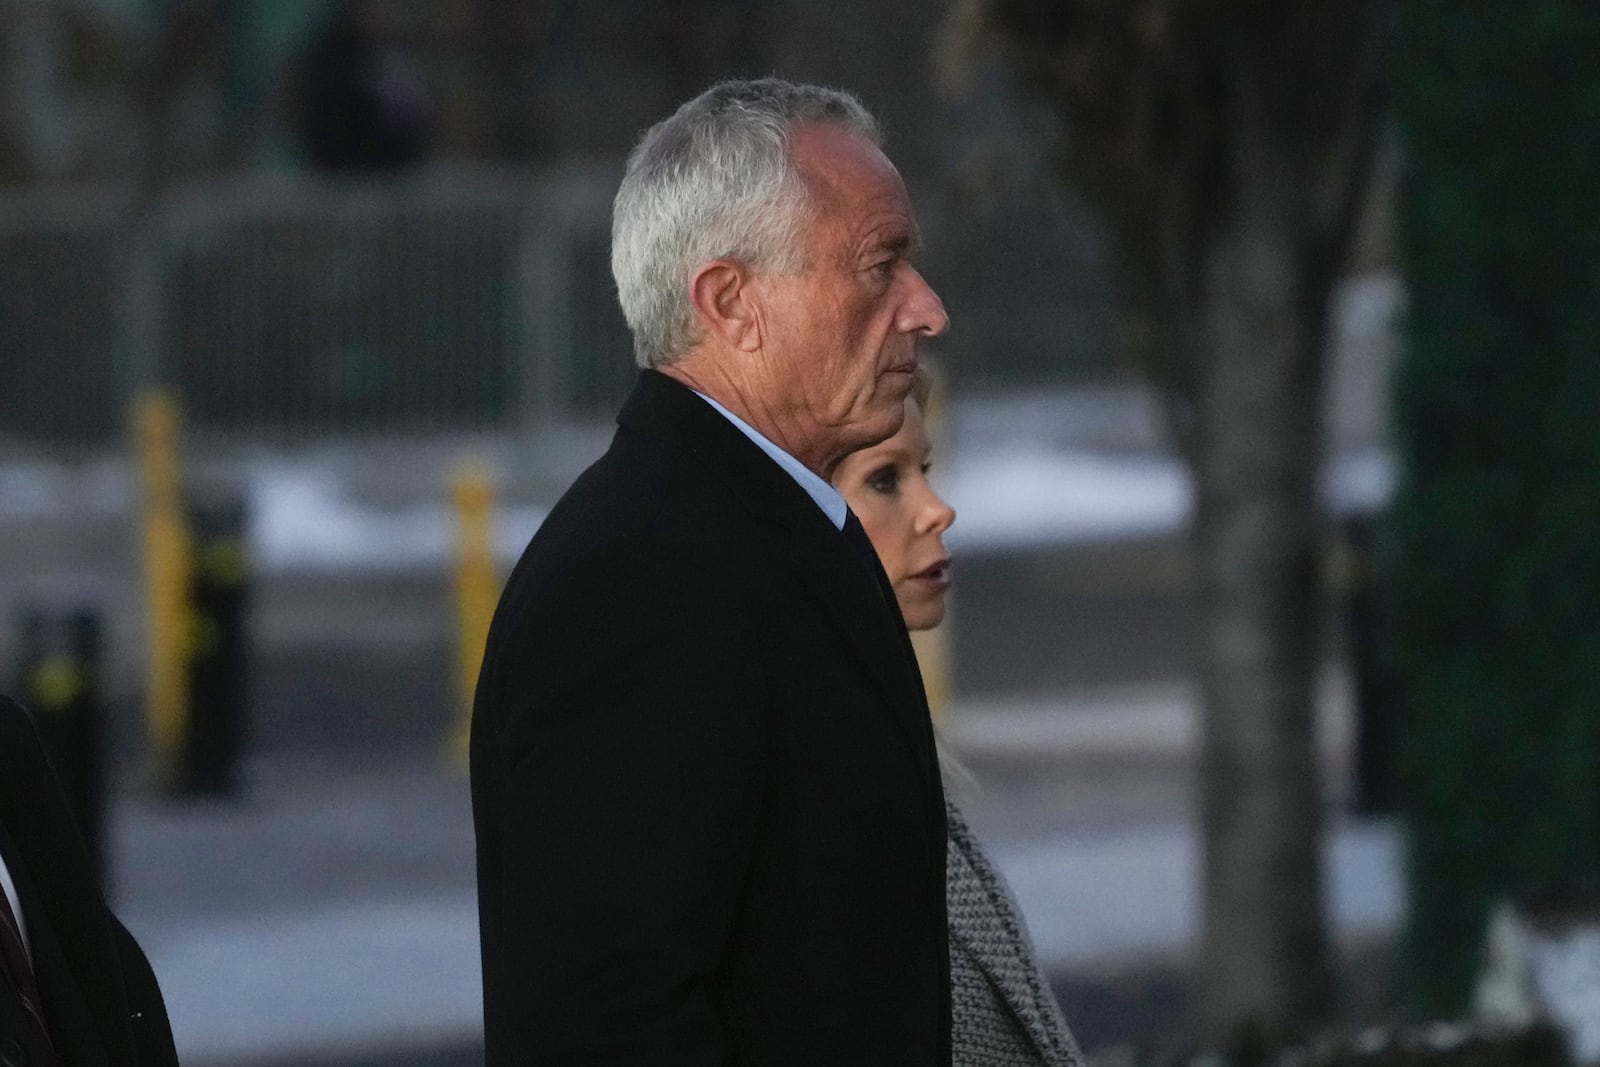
top-left (1, 394), bottom-right (1400, 568)
top-left (250, 467), bottom-right (545, 573)
top-left (0, 465), bottom-right (67, 520)
top-left (942, 449), bottom-right (1191, 550)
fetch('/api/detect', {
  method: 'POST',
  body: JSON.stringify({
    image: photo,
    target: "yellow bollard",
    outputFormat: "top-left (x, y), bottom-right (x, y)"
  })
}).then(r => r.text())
top-left (130, 390), bottom-right (192, 773)
top-left (449, 460), bottom-right (498, 768)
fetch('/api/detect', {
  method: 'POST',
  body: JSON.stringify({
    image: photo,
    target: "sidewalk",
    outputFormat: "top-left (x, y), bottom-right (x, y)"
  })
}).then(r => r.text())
top-left (113, 680), bottom-right (1403, 1066)
top-left (950, 681), bottom-right (1403, 970)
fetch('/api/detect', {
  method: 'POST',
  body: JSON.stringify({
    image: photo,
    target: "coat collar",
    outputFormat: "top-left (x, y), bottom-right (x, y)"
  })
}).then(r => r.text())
top-left (616, 370), bottom-right (943, 807)
top-left (617, 369), bottom-right (823, 532)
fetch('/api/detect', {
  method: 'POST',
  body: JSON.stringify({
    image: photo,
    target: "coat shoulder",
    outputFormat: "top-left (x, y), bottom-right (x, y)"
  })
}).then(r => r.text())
top-left (495, 424), bottom-right (768, 630)
top-left (946, 801), bottom-right (1085, 1067)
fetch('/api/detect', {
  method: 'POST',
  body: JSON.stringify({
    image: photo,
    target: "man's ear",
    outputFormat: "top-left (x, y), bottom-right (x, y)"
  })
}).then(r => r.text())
top-left (687, 260), bottom-right (762, 353)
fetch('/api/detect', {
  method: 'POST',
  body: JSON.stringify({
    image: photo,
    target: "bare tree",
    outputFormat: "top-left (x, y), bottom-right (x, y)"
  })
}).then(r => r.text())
top-left (132, 0), bottom-right (228, 198)
top-left (0, 0), bottom-right (234, 192)
top-left (0, 0), bottom-right (143, 186)
top-left (943, 0), bottom-right (1388, 1040)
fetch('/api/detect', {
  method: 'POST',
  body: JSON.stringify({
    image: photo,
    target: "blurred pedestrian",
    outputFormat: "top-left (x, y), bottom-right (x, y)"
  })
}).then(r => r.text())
top-left (0, 695), bottom-right (178, 1065)
top-left (834, 370), bottom-right (1085, 1067)
top-left (296, 0), bottom-right (432, 173)
top-left (471, 78), bottom-right (953, 1063)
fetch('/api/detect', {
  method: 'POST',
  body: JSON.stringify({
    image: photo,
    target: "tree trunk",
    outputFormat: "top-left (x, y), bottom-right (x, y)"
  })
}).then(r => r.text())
top-left (0, 0), bottom-right (40, 184)
top-left (1194, 204), bottom-right (1332, 1040)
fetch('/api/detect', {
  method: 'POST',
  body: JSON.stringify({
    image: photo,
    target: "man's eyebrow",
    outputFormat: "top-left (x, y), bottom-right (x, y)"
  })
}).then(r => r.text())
top-left (868, 230), bottom-right (919, 258)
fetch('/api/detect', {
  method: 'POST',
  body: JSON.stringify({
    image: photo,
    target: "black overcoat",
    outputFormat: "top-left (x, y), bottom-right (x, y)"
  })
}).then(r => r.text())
top-left (471, 369), bottom-right (951, 1064)
top-left (0, 696), bottom-right (178, 1066)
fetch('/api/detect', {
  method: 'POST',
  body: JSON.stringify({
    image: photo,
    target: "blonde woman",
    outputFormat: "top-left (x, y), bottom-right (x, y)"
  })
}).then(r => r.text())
top-left (834, 370), bottom-right (1084, 1067)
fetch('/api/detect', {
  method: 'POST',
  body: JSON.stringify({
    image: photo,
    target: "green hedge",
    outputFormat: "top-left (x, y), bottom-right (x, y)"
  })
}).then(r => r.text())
top-left (1388, 2), bottom-right (1600, 1017)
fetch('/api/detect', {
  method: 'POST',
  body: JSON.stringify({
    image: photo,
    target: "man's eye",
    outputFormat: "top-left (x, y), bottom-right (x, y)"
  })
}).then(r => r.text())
top-left (869, 259), bottom-right (895, 278)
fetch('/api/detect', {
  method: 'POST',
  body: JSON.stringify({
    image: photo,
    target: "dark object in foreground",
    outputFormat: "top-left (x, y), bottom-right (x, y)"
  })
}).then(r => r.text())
top-left (170, 488), bottom-right (252, 796)
top-left (472, 372), bottom-right (949, 1062)
top-left (11, 599), bottom-right (107, 886)
top-left (0, 695), bottom-right (179, 1064)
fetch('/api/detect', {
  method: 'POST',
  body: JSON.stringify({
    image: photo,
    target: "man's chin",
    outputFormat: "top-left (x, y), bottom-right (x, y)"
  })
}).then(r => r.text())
top-left (883, 367), bottom-right (917, 392)
top-left (852, 404), bottom-right (906, 450)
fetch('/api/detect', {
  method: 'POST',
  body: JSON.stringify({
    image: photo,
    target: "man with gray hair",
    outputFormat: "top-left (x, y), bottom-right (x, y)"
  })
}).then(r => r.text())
top-left (472, 78), bottom-right (951, 1064)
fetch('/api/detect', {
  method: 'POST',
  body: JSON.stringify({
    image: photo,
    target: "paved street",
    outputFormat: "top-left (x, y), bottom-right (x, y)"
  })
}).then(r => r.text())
top-left (0, 381), bottom-right (1403, 1064)
top-left (102, 677), bottom-right (1402, 1066)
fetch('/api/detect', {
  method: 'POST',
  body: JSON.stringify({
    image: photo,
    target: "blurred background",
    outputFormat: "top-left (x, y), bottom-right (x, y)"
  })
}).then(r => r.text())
top-left (3, 1), bottom-right (1596, 1064)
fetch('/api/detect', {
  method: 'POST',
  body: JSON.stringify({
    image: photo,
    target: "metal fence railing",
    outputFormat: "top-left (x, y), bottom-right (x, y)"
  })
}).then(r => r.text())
top-left (516, 171), bottom-right (638, 428)
top-left (155, 178), bottom-right (525, 439)
top-left (0, 189), bottom-right (133, 450)
top-left (0, 166), bottom-right (1119, 457)
top-left (1, 168), bottom-right (639, 454)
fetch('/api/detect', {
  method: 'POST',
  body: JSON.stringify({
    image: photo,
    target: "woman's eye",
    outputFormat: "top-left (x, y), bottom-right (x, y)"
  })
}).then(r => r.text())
top-left (867, 467), bottom-right (898, 494)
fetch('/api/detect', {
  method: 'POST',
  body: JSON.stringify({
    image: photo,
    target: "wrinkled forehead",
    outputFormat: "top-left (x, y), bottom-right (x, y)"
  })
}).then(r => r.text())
top-left (790, 122), bottom-right (908, 206)
top-left (789, 123), bottom-right (921, 262)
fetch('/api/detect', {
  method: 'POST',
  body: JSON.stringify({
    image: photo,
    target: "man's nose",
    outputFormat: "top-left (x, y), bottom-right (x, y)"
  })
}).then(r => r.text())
top-left (899, 269), bottom-right (949, 337)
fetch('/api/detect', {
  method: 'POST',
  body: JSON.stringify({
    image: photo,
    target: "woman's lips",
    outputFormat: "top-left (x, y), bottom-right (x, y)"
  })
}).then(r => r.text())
top-left (907, 559), bottom-right (952, 591)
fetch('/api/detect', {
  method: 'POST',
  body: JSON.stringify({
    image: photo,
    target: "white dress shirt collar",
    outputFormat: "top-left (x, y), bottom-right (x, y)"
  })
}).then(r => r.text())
top-left (692, 390), bottom-right (848, 530)
top-left (0, 848), bottom-right (30, 955)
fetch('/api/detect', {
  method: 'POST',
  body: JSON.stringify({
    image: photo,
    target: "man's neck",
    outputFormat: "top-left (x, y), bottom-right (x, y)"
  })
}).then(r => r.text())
top-left (659, 361), bottom-right (840, 481)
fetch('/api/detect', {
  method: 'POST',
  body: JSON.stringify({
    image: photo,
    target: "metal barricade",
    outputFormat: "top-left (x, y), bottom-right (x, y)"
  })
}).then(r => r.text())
top-left (519, 169), bottom-right (638, 427)
top-left (0, 167), bottom-right (639, 455)
top-left (0, 189), bottom-right (133, 454)
top-left (0, 165), bottom-right (1117, 455)
top-left (141, 174), bottom-right (534, 442)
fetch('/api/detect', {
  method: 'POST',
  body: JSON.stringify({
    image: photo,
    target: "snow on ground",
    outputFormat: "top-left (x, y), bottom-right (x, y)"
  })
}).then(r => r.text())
top-left (2, 391), bottom-right (1398, 573)
top-left (943, 445), bottom-right (1396, 552)
top-left (251, 466), bottom-right (548, 573)
top-left (243, 446), bottom-right (1201, 570)
top-left (941, 447), bottom-right (1190, 550)
top-left (243, 445), bottom-right (1393, 568)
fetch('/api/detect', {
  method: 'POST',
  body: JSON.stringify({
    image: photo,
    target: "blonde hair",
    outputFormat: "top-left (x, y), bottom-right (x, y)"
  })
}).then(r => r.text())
top-left (909, 363), bottom-right (939, 416)
top-left (936, 734), bottom-right (976, 795)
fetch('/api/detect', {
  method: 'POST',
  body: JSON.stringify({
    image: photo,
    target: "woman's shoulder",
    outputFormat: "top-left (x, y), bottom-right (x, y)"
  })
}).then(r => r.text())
top-left (943, 797), bottom-right (1023, 941)
top-left (944, 796), bottom-right (1087, 1067)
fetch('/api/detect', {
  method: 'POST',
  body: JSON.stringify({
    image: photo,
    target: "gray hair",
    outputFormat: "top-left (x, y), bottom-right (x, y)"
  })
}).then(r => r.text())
top-left (611, 78), bottom-right (881, 369)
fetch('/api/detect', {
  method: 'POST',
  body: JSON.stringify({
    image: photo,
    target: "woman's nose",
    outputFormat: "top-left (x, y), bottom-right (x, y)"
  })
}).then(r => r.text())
top-left (919, 492), bottom-right (955, 536)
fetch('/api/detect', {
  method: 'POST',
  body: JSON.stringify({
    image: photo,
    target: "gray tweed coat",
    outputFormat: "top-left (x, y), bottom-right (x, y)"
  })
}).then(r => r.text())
top-left (947, 797), bottom-right (1085, 1067)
